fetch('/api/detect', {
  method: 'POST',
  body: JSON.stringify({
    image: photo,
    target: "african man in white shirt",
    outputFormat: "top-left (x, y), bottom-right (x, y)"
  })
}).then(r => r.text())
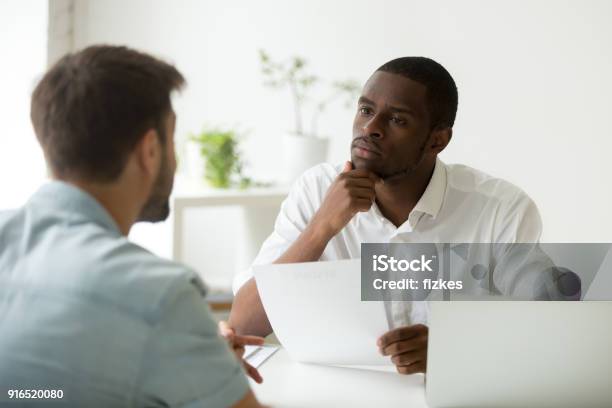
top-left (228, 57), bottom-right (544, 375)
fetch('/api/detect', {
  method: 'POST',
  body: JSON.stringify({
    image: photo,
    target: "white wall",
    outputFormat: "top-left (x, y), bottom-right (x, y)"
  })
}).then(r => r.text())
top-left (66, 0), bottom-right (611, 246)
top-left (0, 1), bottom-right (48, 209)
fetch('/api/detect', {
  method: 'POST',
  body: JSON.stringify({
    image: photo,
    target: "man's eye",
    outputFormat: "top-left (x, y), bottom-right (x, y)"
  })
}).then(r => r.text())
top-left (359, 106), bottom-right (372, 115)
top-left (391, 116), bottom-right (407, 125)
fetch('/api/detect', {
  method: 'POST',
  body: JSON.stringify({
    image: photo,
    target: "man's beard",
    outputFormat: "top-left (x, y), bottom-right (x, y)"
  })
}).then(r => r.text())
top-left (138, 152), bottom-right (173, 222)
top-left (379, 137), bottom-right (429, 181)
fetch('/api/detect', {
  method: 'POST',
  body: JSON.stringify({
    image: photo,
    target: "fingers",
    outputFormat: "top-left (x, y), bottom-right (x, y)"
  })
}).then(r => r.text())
top-left (345, 168), bottom-right (381, 184)
top-left (396, 361), bottom-right (426, 375)
top-left (218, 321), bottom-right (265, 361)
top-left (218, 321), bottom-right (235, 342)
top-left (342, 161), bottom-right (353, 173)
top-left (348, 187), bottom-right (376, 201)
top-left (377, 324), bottom-right (427, 349)
top-left (218, 320), bottom-right (233, 334)
top-left (338, 165), bottom-right (381, 184)
top-left (232, 334), bottom-right (266, 347)
top-left (342, 171), bottom-right (381, 186)
top-left (378, 326), bottom-right (429, 375)
top-left (220, 324), bottom-right (263, 384)
top-left (219, 320), bottom-right (264, 346)
top-left (234, 345), bottom-right (245, 359)
top-left (344, 177), bottom-right (378, 189)
top-left (243, 360), bottom-right (264, 384)
top-left (391, 349), bottom-right (423, 367)
top-left (334, 164), bottom-right (381, 211)
top-left (381, 334), bottom-right (427, 356)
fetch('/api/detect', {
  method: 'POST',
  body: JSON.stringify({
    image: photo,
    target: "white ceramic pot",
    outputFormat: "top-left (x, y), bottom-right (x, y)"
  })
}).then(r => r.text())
top-left (282, 134), bottom-right (329, 185)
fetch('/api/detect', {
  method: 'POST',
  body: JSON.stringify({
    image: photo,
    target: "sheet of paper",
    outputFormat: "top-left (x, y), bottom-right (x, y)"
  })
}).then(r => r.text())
top-left (244, 345), bottom-right (279, 368)
top-left (254, 259), bottom-right (393, 366)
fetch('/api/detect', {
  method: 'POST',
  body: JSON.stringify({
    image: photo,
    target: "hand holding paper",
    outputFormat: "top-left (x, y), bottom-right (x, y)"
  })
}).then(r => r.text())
top-left (378, 324), bottom-right (429, 374)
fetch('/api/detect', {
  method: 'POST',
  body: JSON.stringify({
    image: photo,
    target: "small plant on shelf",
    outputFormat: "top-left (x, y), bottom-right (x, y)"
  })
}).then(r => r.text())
top-left (190, 128), bottom-right (252, 189)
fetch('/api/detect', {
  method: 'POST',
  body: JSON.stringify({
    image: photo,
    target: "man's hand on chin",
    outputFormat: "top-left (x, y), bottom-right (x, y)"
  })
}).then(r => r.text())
top-left (309, 161), bottom-right (381, 239)
top-left (378, 324), bottom-right (429, 375)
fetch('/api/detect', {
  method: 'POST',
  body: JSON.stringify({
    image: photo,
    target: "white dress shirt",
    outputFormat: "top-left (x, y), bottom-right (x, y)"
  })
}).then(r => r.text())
top-left (233, 158), bottom-right (542, 324)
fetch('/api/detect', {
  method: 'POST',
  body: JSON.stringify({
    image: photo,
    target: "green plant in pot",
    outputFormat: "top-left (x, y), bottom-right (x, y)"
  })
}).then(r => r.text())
top-left (258, 49), bottom-right (360, 184)
top-left (190, 128), bottom-right (251, 188)
top-left (259, 49), bottom-right (360, 138)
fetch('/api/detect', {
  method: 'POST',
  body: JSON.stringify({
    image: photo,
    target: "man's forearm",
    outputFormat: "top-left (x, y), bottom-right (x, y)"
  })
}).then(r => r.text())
top-left (229, 222), bottom-right (334, 336)
top-left (229, 278), bottom-right (272, 337)
top-left (274, 221), bottom-right (334, 264)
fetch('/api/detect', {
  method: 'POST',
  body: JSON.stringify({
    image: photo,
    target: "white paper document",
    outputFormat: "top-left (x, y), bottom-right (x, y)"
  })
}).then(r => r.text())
top-left (244, 345), bottom-right (279, 368)
top-left (254, 259), bottom-right (393, 366)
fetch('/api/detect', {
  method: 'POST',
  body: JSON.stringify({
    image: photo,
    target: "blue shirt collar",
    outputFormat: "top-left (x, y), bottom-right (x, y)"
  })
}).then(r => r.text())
top-left (29, 180), bottom-right (122, 236)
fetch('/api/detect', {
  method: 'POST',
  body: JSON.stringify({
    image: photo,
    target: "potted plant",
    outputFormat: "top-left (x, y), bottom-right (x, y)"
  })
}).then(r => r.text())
top-left (259, 50), bottom-right (360, 184)
top-left (189, 128), bottom-right (252, 189)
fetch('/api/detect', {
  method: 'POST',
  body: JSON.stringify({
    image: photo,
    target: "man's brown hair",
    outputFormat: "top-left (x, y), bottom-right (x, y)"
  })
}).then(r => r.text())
top-left (31, 45), bottom-right (185, 182)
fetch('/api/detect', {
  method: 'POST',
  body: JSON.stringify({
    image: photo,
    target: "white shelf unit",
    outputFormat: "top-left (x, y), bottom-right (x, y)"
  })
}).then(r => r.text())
top-left (172, 187), bottom-right (288, 306)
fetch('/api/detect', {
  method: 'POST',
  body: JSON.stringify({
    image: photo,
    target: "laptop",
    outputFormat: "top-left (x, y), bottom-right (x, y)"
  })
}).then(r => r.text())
top-left (426, 301), bottom-right (612, 407)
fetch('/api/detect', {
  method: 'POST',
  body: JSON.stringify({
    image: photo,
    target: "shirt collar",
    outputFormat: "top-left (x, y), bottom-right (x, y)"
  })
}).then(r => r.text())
top-left (29, 180), bottom-right (122, 235)
top-left (412, 157), bottom-right (447, 220)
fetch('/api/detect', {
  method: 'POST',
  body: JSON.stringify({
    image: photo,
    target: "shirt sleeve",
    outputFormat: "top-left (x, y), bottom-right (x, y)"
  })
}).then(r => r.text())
top-left (493, 192), bottom-right (543, 243)
top-left (232, 169), bottom-right (323, 294)
top-left (136, 272), bottom-right (249, 408)
top-left (490, 193), bottom-right (567, 299)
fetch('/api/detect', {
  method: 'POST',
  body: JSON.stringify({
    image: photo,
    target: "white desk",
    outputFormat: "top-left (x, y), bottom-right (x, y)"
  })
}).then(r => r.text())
top-left (250, 348), bottom-right (428, 407)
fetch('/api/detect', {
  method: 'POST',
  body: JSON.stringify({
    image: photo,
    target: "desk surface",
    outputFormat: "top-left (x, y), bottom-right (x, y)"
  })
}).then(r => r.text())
top-left (250, 348), bottom-right (428, 408)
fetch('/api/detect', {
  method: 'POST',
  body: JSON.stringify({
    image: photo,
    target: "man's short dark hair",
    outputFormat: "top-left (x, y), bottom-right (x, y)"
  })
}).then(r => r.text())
top-left (31, 45), bottom-right (186, 182)
top-left (377, 57), bottom-right (458, 129)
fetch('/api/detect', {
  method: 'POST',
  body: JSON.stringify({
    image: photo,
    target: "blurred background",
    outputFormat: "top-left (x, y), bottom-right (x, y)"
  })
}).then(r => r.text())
top-left (2, 0), bottom-right (611, 304)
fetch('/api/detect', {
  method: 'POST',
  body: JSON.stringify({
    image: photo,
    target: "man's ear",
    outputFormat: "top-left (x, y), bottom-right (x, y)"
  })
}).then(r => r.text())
top-left (134, 129), bottom-right (161, 179)
top-left (428, 127), bottom-right (452, 155)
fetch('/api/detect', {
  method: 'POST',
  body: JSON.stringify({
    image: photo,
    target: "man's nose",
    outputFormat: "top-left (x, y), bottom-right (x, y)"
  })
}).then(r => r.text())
top-left (362, 114), bottom-right (384, 139)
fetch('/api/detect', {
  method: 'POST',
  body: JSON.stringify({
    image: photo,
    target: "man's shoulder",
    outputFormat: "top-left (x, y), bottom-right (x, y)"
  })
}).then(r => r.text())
top-left (80, 237), bottom-right (206, 322)
top-left (0, 207), bottom-right (24, 234)
top-left (0, 203), bottom-right (205, 324)
top-left (445, 162), bottom-right (534, 205)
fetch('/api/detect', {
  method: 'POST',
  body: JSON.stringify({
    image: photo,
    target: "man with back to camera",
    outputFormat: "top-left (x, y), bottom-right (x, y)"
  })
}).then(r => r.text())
top-left (0, 45), bottom-right (266, 407)
top-left (228, 57), bottom-right (545, 375)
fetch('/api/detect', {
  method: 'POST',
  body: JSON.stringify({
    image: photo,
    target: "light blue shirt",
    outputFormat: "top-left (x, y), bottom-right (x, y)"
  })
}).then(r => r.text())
top-left (0, 181), bottom-right (249, 407)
